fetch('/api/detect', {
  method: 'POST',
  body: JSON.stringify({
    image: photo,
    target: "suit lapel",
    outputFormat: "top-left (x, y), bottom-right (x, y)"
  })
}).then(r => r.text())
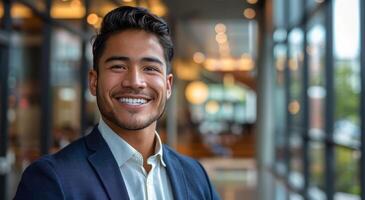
top-left (86, 127), bottom-right (130, 200)
top-left (163, 146), bottom-right (188, 200)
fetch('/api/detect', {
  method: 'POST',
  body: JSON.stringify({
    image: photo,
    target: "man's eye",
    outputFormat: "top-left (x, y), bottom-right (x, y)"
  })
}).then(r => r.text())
top-left (144, 66), bottom-right (160, 72)
top-left (110, 65), bottom-right (126, 70)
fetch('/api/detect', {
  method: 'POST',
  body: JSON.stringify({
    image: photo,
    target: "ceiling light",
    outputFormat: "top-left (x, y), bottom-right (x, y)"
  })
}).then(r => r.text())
top-left (216, 33), bottom-right (227, 44)
top-left (193, 52), bottom-right (206, 64)
top-left (185, 81), bottom-right (209, 105)
top-left (243, 8), bottom-right (256, 19)
top-left (247, 0), bottom-right (258, 4)
top-left (87, 13), bottom-right (99, 25)
top-left (215, 23), bottom-right (226, 33)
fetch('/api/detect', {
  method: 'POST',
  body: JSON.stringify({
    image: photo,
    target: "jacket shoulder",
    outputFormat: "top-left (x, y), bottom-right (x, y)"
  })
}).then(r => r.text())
top-left (14, 155), bottom-right (65, 200)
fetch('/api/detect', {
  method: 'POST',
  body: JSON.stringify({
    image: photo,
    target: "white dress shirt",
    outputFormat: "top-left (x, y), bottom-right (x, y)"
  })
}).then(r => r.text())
top-left (98, 119), bottom-right (174, 200)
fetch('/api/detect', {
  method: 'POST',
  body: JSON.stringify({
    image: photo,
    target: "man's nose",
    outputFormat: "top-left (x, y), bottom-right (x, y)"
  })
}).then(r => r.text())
top-left (121, 67), bottom-right (147, 89)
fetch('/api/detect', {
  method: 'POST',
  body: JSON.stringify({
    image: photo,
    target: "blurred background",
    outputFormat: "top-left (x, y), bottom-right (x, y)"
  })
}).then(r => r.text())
top-left (0, 0), bottom-right (364, 199)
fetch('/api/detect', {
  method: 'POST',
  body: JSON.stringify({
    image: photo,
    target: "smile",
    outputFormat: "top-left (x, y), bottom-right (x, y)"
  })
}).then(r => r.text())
top-left (119, 98), bottom-right (148, 105)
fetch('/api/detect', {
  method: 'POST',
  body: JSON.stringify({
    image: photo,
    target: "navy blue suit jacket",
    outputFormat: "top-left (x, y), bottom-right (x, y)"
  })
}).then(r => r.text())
top-left (14, 126), bottom-right (220, 200)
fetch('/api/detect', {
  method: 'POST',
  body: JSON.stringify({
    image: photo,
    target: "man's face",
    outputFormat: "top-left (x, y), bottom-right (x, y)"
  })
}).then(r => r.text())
top-left (89, 30), bottom-right (173, 132)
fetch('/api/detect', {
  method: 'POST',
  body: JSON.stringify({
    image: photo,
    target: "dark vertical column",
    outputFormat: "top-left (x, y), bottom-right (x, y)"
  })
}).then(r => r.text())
top-left (255, 1), bottom-right (276, 199)
top-left (0, 1), bottom-right (12, 199)
top-left (166, 15), bottom-right (177, 148)
top-left (324, 0), bottom-right (334, 199)
top-left (80, 0), bottom-right (90, 134)
top-left (360, 0), bottom-right (365, 198)
top-left (40, 0), bottom-right (53, 155)
top-left (283, 1), bottom-right (291, 198)
top-left (301, 1), bottom-right (310, 199)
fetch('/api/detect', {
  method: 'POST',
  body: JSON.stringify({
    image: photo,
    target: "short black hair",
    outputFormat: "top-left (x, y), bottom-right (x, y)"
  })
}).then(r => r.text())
top-left (92, 6), bottom-right (174, 73)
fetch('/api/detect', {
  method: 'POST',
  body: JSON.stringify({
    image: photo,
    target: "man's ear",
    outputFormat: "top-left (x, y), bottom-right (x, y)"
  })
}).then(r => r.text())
top-left (166, 74), bottom-right (173, 99)
top-left (88, 69), bottom-right (98, 96)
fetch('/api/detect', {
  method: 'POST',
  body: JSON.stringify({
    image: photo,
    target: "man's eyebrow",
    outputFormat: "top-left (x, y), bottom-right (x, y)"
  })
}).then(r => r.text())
top-left (104, 56), bottom-right (163, 65)
top-left (104, 56), bottom-right (130, 63)
top-left (141, 57), bottom-right (164, 65)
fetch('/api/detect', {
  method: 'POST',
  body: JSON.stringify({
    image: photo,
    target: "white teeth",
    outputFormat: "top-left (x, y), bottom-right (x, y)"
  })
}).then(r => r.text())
top-left (119, 98), bottom-right (147, 105)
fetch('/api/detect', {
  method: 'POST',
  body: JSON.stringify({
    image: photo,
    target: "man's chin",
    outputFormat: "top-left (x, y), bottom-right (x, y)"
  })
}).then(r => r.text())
top-left (114, 119), bottom-right (154, 131)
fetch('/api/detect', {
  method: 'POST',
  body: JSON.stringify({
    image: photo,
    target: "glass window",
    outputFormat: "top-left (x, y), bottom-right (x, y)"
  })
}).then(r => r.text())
top-left (289, 0), bottom-right (304, 27)
top-left (333, 0), bottom-right (361, 198)
top-left (334, 147), bottom-right (360, 197)
top-left (333, 0), bottom-right (361, 147)
top-left (275, 180), bottom-right (287, 200)
top-left (306, 0), bottom-right (325, 12)
top-left (289, 133), bottom-right (303, 189)
top-left (288, 28), bottom-right (304, 127)
top-left (287, 28), bottom-right (304, 188)
top-left (307, 11), bottom-right (326, 141)
top-left (174, 18), bottom-right (258, 199)
top-left (50, 28), bottom-right (82, 152)
top-left (273, 43), bottom-right (287, 174)
top-left (290, 192), bottom-right (304, 200)
top-left (309, 141), bottom-right (325, 199)
top-left (7, 11), bottom-right (44, 198)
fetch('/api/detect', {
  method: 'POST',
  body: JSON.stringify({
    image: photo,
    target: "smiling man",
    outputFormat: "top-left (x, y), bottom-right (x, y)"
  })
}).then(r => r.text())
top-left (14, 6), bottom-right (220, 200)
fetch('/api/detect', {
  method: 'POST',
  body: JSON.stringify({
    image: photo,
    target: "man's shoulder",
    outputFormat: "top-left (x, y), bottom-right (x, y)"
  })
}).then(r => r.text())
top-left (162, 145), bottom-right (205, 172)
top-left (162, 144), bottom-right (196, 163)
top-left (53, 135), bottom-right (88, 161)
top-left (28, 135), bottom-right (89, 171)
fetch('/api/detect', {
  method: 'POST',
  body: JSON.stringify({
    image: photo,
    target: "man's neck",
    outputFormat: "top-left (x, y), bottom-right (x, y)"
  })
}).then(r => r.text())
top-left (102, 118), bottom-right (157, 172)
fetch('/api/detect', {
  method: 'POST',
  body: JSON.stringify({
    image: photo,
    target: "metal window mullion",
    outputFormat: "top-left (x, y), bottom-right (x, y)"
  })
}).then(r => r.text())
top-left (301, 0), bottom-right (310, 198)
top-left (283, 1), bottom-right (291, 199)
top-left (80, 0), bottom-right (90, 134)
top-left (324, 0), bottom-right (335, 199)
top-left (40, 0), bottom-right (53, 155)
top-left (0, 1), bottom-right (12, 199)
top-left (360, 0), bottom-right (365, 198)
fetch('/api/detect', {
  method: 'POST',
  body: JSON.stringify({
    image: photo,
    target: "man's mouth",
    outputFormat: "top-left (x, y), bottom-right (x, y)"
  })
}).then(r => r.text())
top-left (118, 97), bottom-right (149, 105)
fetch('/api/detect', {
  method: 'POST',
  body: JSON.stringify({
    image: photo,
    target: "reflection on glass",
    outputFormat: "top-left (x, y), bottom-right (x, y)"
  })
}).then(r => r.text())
top-left (289, 192), bottom-right (304, 200)
top-left (289, 133), bottom-right (303, 188)
top-left (309, 141), bottom-right (325, 194)
top-left (273, 29), bottom-right (287, 43)
top-left (307, 12), bottom-right (326, 139)
top-left (333, 0), bottom-right (360, 147)
top-left (306, 0), bottom-right (325, 12)
top-left (288, 0), bottom-right (304, 26)
top-left (188, 84), bottom-right (256, 135)
top-left (50, 28), bottom-right (84, 152)
top-left (288, 28), bottom-right (303, 126)
top-left (334, 147), bottom-right (360, 197)
top-left (273, 44), bottom-right (286, 168)
top-left (8, 14), bottom-right (43, 198)
top-left (275, 180), bottom-right (287, 200)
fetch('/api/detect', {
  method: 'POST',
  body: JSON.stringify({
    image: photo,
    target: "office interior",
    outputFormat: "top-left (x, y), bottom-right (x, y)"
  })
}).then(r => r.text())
top-left (0, 0), bottom-right (364, 199)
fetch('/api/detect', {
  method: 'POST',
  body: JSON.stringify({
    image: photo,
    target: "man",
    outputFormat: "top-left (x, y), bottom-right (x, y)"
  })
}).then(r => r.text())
top-left (14, 6), bottom-right (220, 200)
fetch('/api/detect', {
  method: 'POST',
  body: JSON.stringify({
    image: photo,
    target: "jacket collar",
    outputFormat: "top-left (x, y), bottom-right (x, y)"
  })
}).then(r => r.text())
top-left (85, 126), bottom-right (130, 200)
top-left (85, 126), bottom-right (188, 200)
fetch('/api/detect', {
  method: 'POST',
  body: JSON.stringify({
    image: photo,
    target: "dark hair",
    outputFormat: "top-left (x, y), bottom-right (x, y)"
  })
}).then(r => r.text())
top-left (92, 6), bottom-right (174, 73)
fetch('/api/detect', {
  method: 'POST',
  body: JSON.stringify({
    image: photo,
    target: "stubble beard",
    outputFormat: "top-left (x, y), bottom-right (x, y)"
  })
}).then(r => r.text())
top-left (96, 88), bottom-right (167, 131)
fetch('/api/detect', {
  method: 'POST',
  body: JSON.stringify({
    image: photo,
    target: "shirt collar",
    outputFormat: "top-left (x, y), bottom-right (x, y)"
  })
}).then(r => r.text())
top-left (98, 118), bottom-right (166, 167)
